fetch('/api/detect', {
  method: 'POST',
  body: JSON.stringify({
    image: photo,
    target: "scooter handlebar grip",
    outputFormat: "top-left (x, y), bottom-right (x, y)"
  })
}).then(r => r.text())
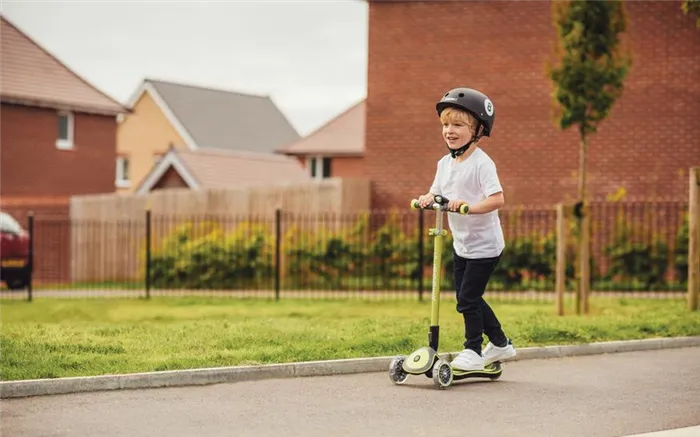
top-left (410, 199), bottom-right (420, 210)
top-left (459, 204), bottom-right (470, 215)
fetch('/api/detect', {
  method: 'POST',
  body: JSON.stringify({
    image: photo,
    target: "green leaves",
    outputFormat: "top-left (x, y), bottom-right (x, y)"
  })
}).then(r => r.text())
top-left (549, 0), bottom-right (631, 136)
top-left (682, 0), bottom-right (700, 28)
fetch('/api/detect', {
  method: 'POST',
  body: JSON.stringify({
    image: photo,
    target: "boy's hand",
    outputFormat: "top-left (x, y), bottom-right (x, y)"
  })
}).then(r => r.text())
top-left (448, 199), bottom-right (469, 212)
top-left (418, 193), bottom-right (435, 208)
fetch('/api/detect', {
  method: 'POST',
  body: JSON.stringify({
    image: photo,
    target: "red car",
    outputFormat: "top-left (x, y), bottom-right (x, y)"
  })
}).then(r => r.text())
top-left (0, 211), bottom-right (30, 290)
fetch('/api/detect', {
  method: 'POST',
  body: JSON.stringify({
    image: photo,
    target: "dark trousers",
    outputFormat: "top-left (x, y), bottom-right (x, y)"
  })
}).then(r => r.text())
top-left (453, 251), bottom-right (507, 355)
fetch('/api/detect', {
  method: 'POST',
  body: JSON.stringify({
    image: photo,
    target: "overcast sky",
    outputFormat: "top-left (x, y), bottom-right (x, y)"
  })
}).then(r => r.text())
top-left (1, 1), bottom-right (369, 136)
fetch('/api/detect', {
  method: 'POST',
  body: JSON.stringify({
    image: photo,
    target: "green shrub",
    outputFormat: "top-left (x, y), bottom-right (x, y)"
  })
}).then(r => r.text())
top-left (283, 213), bottom-right (368, 289)
top-left (602, 213), bottom-right (670, 290)
top-left (149, 221), bottom-right (273, 290)
top-left (675, 215), bottom-right (689, 284)
top-left (491, 233), bottom-right (556, 289)
top-left (144, 207), bottom-right (686, 292)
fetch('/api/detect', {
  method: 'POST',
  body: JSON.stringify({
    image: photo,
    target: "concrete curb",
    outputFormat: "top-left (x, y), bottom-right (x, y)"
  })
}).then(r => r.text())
top-left (2, 336), bottom-right (699, 399)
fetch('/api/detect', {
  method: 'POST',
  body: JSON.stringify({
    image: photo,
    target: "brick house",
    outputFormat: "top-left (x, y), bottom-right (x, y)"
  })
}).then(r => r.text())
top-left (363, 1), bottom-right (700, 209)
top-left (0, 15), bottom-right (127, 220)
top-left (0, 16), bottom-right (127, 283)
top-left (276, 100), bottom-right (365, 179)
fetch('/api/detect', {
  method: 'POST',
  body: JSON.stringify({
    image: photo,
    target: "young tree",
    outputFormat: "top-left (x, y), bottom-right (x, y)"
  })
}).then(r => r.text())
top-left (682, 0), bottom-right (700, 28)
top-left (548, 0), bottom-right (631, 314)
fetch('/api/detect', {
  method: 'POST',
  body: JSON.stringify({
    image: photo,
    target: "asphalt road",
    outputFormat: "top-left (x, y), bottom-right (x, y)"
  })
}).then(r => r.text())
top-left (2, 347), bottom-right (699, 437)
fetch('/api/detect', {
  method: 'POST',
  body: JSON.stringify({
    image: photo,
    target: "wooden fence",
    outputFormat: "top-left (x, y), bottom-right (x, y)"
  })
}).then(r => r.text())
top-left (70, 177), bottom-right (371, 220)
top-left (66, 178), bottom-right (370, 283)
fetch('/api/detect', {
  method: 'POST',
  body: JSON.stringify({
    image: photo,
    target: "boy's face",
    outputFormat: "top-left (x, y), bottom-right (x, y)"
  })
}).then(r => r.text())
top-left (440, 108), bottom-right (476, 149)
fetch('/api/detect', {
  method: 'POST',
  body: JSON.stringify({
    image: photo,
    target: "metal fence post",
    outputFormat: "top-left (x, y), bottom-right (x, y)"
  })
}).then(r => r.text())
top-left (145, 208), bottom-right (152, 300)
top-left (418, 208), bottom-right (424, 302)
top-left (27, 212), bottom-right (34, 303)
top-left (275, 208), bottom-right (281, 301)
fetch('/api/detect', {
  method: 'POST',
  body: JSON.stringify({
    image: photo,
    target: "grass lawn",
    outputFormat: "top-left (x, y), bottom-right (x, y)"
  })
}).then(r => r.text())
top-left (1, 296), bottom-right (699, 381)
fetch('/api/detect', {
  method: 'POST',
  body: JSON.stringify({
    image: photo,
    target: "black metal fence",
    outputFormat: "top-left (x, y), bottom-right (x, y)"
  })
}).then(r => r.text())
top-left (0, 201), bottom-right (690, 301)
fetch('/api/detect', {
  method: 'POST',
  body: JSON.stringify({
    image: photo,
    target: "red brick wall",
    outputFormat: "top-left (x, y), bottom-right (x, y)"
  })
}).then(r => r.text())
top-left (0, 103), bottom-right (117, 199)
top-left (1, 103), bottom-right (118, 283)
top-left (365, 1), bottom-right (700, 209)
top-left (291, 155), bottom-right (365, 178)
top-left (331, 156), bottom-right (365, 178)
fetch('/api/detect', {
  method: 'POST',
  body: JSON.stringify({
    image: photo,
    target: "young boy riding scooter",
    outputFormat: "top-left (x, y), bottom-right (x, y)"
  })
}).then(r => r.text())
top-left (417, 87), bottom-right (516, 371)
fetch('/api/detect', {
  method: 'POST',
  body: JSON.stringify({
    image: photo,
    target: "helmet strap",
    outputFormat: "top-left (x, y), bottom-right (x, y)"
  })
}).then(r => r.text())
top-left (447, 121), bottom-right (482, 159)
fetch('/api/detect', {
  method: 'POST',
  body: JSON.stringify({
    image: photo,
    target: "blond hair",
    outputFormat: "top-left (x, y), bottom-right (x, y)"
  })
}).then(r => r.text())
top-left (439, 107), bottom-right (479, 134)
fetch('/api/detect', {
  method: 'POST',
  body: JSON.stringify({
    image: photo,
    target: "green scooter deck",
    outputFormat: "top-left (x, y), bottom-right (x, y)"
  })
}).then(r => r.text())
top-left (401, 346), bottom-right (504, 380)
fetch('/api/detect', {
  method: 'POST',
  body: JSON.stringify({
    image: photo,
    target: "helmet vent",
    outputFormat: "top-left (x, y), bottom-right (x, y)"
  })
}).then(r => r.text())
top-left (458, 93), bottom-right (464, 97)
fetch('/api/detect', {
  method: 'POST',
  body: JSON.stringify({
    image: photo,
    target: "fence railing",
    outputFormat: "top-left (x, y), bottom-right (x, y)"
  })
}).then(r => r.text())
top-left (0, 201), bottom-right (692, 301)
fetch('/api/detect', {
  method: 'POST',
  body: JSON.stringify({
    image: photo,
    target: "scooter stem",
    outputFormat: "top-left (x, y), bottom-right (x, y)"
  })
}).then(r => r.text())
top-left (429, 207), bottom-right (446, 351)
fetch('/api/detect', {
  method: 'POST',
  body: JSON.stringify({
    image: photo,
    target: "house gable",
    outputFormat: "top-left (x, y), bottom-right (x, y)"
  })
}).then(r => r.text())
top-left (117, 88), bottom-right (194, 193)
top-left (277, 100), bottom-right (366, 180)
top-left (136, 147), bottom-right (310, 194)
top-left (277, 100), bottom-right (365, 157)
top-left (135, 149), bottom-right (200, 194)
top-left (124, 80), bottom-right (198, 150)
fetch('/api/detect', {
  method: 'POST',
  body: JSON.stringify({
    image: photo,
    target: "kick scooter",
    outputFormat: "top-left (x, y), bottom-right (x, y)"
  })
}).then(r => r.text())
top-left (388, 194), bottom-right (503, 389)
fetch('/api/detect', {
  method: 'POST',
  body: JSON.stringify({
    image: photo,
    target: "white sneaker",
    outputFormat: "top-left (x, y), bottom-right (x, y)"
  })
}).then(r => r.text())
top-left (450, 349), bottom-right (484, 371)
top-left (482, 340), bottom-right (516, 365)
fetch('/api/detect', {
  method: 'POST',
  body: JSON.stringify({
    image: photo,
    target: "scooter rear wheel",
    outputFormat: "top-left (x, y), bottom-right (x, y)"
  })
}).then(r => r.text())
top-left (432, 359), bottom-right (453, 389)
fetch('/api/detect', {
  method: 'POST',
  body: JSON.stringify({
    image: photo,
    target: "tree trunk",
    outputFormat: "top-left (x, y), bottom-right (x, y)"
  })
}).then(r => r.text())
top-left (577, 134), bottom-right (591, 315)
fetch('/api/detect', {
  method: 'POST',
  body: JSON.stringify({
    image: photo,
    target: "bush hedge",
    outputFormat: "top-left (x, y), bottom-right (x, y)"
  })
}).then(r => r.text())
top-left (147, 212), bottom-right (690, 292)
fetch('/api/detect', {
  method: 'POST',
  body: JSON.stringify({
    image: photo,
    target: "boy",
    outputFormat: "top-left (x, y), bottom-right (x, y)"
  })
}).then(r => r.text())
top-left (417, 87), bottom-right (516, 371)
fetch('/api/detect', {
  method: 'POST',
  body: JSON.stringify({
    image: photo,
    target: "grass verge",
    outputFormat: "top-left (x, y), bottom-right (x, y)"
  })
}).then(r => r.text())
top-left (1, 296), bottom-right (699, 381)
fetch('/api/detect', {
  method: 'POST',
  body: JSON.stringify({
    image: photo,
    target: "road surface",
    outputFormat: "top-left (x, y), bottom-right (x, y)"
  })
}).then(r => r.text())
top-left (2, 347), bottom-right (699, 437)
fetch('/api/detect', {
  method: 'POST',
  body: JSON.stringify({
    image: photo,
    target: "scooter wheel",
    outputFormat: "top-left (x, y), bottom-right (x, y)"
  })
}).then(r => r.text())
top-left (389, 355), bottom-right (409, 385)
top-left (432, 359), bottom-right (453, 389)
top-left (488, 362), bottom-right (503, 380)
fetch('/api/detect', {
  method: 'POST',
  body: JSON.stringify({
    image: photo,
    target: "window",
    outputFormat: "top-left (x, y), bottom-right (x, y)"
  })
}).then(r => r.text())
top-left (308, 156), bottom-right (332, 179)
top-left (56, 111), bottom-right (74, 149)
top-left (116, 156), bottom-right (131, 188)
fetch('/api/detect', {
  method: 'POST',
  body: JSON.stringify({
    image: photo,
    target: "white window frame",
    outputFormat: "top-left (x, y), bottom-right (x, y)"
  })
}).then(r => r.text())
top-left (56, 111), bottom-right (74, 150)
top-left (306, 155), bottom-right (318, 180)
top-left (306, 155), bottom-right (332, 180)
top-left (115, 156), bottom-right (131, 188)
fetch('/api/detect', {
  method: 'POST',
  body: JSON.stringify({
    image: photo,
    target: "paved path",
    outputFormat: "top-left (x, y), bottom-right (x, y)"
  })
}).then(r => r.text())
top-left (2, 347), bottom-right (699, 437)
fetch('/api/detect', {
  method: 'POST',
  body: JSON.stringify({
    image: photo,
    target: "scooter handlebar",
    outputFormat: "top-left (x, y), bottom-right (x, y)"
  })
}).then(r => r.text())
top-left (410, 196), bottom-right (469, 215)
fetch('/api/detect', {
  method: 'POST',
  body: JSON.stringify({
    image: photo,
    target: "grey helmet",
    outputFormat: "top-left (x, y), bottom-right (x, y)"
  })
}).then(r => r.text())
top-left (436, 87), bottom-right (495, 158)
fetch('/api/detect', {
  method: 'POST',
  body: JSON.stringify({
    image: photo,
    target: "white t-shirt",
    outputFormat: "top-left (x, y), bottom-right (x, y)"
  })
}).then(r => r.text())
top-left (429, 147), bottom-right (505, 259)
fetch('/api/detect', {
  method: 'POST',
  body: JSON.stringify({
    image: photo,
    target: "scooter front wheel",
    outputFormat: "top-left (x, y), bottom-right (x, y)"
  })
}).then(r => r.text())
top-left (389, 355), bottom-right (409, 385)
